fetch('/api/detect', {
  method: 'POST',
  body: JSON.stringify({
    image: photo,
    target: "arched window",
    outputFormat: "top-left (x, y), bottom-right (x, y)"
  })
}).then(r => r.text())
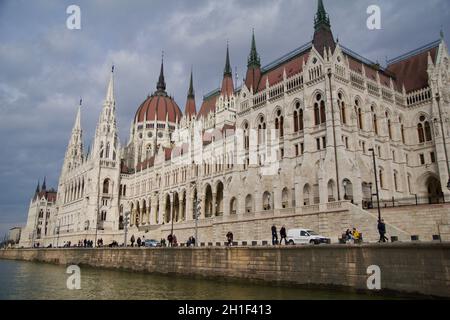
top-left (293, 102), bottom-right (303, 132)
top-left (274, 109), bottom-right (284, 138)
top-left (338, 93), bottom-right (346, 125)
top-left (243, 122), bottom-right (249, 150)
top-left (314, 93), bottom-right (326, 125)
top-left (257, 116), bottom-right (266, 144)
top-left (372, 107), bottom-right (378, 135)
top-left (106, 142), bottom-right (110, 158)
top-left (417, 115), bottom-right (432, 143)
top-left (393, 171), bottom-right (398, 191)
top-left (379, 169), bottom-right (384, 189)
top-left (424, 121), bottom-right (432, 142)
top-left (401, 124), bottom-right (405, 144)
top-left (418, 123), bottom-right (425, 143)
top-left (103, 179), bottom-right (110, 194)
top-left (386, 112), bottom-right (392, 140)
top-left (100, 142), bottom-right (104, 158)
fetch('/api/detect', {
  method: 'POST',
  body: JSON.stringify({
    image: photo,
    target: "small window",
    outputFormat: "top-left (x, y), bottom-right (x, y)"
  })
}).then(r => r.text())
top-left (316, 138), bottom-right (321, 151)
top-left (300, 231), bottom-right (308, 236)
top-left (295, 144), bottom-right (299, 156)
top-left (430, 152), bottom-right (436, 163)
top-left (420, 154), bottom-right (425, 165)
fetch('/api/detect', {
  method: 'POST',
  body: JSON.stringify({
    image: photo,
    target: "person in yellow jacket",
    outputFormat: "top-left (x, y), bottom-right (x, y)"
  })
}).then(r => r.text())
top-left (352, 228), bottom-right (360, 240)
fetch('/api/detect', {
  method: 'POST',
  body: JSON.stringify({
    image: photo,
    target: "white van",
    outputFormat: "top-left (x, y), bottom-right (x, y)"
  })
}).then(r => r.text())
top-left (286, 228), bottom-right (331, 245)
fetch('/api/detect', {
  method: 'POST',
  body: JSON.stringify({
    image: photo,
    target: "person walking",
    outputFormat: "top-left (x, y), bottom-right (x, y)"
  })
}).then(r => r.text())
top-left (130, 234), bottom-right (135, 247)
top-left (226, 231), bottom-right (233, 246)
top-left (271, 225), bottom-right (278, 245)
top-left (137, 237), bottom-right (142, 247)
top-left (167, 234), bottom-right (173, 247)
top-left (280, 225), bottom-right (287, 245)
top-left (378, 219), bottom-right (388, 243)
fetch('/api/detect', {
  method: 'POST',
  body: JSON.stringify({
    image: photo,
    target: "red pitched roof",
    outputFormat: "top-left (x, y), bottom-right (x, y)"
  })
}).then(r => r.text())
top-left (221, 75), bottom-right (234, 96)
top-left (198, 94), bottom-right (218, 118)
top-left (257, 51), bottom-right (310, 92)
top-left (387, 42), bottom-right (439, 92)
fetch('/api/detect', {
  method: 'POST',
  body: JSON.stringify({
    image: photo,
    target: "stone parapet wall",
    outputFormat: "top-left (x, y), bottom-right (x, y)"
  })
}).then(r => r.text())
top-left (1, 244), bottom-right (449, 298)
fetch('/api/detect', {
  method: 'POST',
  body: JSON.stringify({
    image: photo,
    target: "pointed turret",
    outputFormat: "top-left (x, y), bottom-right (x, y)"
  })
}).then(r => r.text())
top-left (221, 43), bottom-right (234, 96)
top-left (35, 180), bottom-right (40, 194)
top-left (42, 177), bottom-right (46, 191)
top-left (92, 67), bottom-right (120, 162)
top-left (245, 30), bottom-right (262, 92)
top-left (185, 68), bottom-right (197, 121)
top-left (62, 100), bottom-right (84, 174)
top-left (156, 53), bottom-right (166, 93)
top-left (312, 0), bottom-right (335, 56)
top-left (106, 65), bottom-right (115, 103)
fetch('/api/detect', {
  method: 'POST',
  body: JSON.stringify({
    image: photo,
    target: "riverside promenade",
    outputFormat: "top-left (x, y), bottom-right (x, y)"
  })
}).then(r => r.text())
top-left (1, 243), bottom-right (449, 298)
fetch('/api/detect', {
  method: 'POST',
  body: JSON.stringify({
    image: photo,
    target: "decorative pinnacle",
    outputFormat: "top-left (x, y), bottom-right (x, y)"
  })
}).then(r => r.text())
top-left (187, 67), bottom-right (195, 98)
top-left (157, 51), bottom-right (166, 92)
top-left (224, 43), bottom-right (232, 76)
top-left (314, 0), bottom-right (331, 30)
top-left (248, 29), bottom-right (261, 68)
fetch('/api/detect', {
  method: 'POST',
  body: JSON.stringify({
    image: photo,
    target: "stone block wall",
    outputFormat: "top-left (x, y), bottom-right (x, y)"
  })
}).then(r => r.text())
top-left (1, 243), bottom-right (449, 298)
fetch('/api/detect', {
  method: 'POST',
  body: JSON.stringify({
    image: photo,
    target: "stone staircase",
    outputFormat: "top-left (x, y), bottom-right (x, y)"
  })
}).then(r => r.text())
top-left (347, 203), bottom-right (411, 242)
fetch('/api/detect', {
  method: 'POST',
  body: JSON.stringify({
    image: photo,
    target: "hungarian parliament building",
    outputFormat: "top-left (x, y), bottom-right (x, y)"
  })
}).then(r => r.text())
top-left (21, 0), bottom-right (450, 247)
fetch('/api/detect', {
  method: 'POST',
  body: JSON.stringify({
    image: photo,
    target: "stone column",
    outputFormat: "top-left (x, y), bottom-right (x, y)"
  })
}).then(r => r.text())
top-left (212, 193), bottom-right (217, 216)
top-left (186, 190), bottom-right (193, 221)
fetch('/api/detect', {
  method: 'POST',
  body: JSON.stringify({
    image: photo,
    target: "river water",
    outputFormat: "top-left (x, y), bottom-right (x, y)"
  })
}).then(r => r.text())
top-left (0, 259), bottom-right (395, 300)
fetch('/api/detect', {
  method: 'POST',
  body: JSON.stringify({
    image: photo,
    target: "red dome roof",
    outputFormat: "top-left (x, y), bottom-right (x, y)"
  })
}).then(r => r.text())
top-left (134, 93), bottom-right (182, 124)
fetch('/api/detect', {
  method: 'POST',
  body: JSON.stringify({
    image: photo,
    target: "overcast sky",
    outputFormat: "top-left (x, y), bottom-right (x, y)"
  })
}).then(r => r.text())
top-left (0, 0), bottom-right (449, 238)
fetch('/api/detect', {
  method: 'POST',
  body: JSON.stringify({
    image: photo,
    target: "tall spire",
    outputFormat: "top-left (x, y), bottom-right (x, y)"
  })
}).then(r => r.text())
top-left (312, 0), bottom-right (335, 55)
top-left (185, 68), bottom-right (197, 120)
top-left (314, 0), bottom-right (330, 30)
top-left (188, 67), bottom-right (195, 99)
top-left (105, 65), bottom-right (115, 103)
top-left (248, 29), bottom-right (261, 68)
top-left (157, 51), bottom-right (166, 92)
top-left (221, 43), bottom-right (234, 96)
top-left (42, 177), bottom-right (46, 191)
top-left (35, 180), bottom-right (40, 194)
top-left (224, 43), bottom-right (232, 76)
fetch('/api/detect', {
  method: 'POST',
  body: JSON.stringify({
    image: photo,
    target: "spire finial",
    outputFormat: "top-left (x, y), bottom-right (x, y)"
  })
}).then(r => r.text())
top-left (248, 29), bottom-right (261, 68)
top-left (188, 67), bottom-right (195, 98)
top-left (79, 97), bottom-right (82, 106)
top-left (314, 0), bottom-right (331, 31)
top-left (157, 50), bottom-right (166, 92)
top-left (35, 180), bottom-right (40, 194)
top-left (105, 65), bottom-right (115, 103)
top-left (440, 26), bottom-right (444, 40)
top-left (224, 42), bottom-right (232, 76)
top-left (42, 176), bottom-right (46, 191)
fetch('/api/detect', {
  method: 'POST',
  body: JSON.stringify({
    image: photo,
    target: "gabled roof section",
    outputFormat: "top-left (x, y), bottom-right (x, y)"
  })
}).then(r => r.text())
top-left (387, 40), bottom-right (440, 92)
top-left (256, 42), bottom-right (312, 92)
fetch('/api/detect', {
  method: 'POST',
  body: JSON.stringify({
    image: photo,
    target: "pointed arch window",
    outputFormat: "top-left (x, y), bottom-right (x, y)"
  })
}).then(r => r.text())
top-left (106, 142), bottom-right (110, 158)
top-left (257, 116), bottom-right (266, 144)
top-left (338, 93), bottom-right (346, 125)
top-left (314, 93), bottom-right (326, 125)
top-left (372, 107), bottom-right (378, 135)
top-left (293, 102), bottom-right (304, 132)
top-left (275, 109), bottom-right (284, 138)
top-left (418, 115), bottom-right (432, 143)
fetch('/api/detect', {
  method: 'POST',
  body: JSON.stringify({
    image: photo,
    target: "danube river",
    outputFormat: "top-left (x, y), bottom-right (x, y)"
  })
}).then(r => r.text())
top-left (0, 259), bottom-right (394, 300)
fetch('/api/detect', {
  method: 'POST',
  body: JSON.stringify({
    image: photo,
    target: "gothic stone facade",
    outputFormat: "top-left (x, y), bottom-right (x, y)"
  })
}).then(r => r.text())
top-left (20, 1), bottom-right (450, 247)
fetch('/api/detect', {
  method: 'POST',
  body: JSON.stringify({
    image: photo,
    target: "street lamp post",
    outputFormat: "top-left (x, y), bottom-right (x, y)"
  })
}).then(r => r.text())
top-left (123, 211), bottom-right (130, 247)
top-left (435, 92), bottom-right (450, 192)
top-left (369, 148), bottom-right (382, 222)
top-left (328, 69), bottom-right (341, 201)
